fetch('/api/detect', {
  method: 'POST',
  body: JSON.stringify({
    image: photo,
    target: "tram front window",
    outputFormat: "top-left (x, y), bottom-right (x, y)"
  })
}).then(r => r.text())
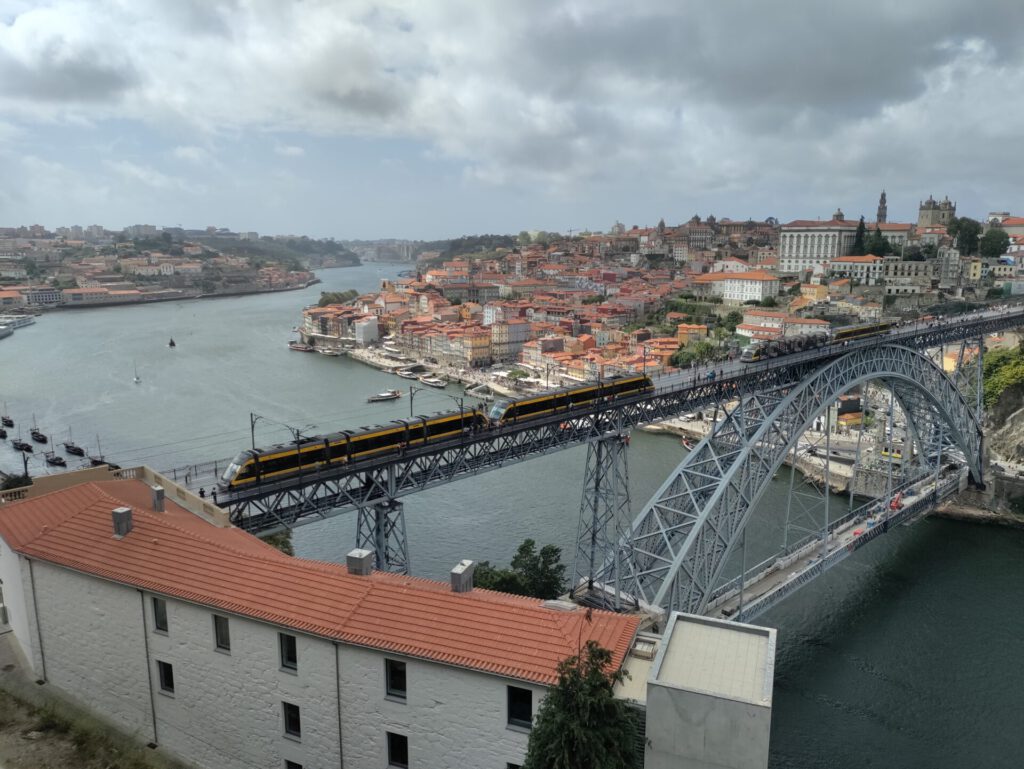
top-left (488, 400), bottom-right (510, 421)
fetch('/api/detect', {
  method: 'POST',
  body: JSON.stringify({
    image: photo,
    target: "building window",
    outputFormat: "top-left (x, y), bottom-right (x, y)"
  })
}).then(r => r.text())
top-left (213, 615), bottom-right (230, 652)
top-left (282, 701), bottom-right (301, 739)
top-left (507, 686), bottom-right (533, 729)
top-left (285, 762), bottom-right (303, 769)
top-left (387, 731), bottom-right (409, 768)
top-left (157, 661), bottom-right (174, 694)
top-left (279, 633), bottom-right (298, 671)
top-left (385, 659), bottom-right (407, 700)
top-left (152, 597), bottom-right (168, 633)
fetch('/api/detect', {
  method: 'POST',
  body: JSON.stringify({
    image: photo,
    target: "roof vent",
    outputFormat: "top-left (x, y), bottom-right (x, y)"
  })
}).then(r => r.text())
top-left (151, 485), bottom-right (165, 512)
top-left (346, 548), bottom-right (374, 576)
top-left (112, 507), bottom-right (133, 539)
top-left (450, 559), bottom-right (475, 593)
top-left (630, 637), bottom-right (658, 661)
top-left (542, 600), bottom-right (579, 612)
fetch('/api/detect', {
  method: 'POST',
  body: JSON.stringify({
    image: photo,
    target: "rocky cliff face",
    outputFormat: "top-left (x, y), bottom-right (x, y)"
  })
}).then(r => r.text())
top-left (987, 382), bottom-right (1024, 463)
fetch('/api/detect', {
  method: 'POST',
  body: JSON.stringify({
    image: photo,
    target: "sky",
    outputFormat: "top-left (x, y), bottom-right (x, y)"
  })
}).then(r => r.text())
top-left (1, 0), bottom-right (1023, 240)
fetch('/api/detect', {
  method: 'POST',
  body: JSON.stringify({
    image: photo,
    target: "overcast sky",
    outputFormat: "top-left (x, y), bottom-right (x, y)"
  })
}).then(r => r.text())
top-left (1, 1), bottom-right (1022, 240)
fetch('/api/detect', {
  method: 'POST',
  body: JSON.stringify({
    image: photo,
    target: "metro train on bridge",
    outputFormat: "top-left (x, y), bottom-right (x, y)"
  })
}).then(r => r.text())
top-left (739, 319), bottom-right (898, 362)
top-left (218, 318), bottom-right (908, 492)
top-left (218, 375), bottom-right (654, 491)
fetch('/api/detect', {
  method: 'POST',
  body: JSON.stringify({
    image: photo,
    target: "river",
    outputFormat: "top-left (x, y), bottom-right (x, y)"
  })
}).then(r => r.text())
top-left (2, 262), bottom-right (1021, 767)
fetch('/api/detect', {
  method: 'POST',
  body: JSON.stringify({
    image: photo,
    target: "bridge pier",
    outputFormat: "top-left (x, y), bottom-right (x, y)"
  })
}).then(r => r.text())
top-left (571, 429), bottom-right (633, 611)
top-left (355, 499), bottom-right (409, 574)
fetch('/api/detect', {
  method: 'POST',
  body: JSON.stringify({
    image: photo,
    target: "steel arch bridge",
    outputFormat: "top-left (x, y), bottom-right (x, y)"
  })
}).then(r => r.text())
top-left (603, 344), bottom-right (982, 616)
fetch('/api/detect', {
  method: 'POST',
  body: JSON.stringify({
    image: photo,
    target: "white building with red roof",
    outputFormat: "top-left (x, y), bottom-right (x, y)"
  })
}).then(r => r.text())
top-left (779, 212), bottom-right (858, 274)
top-left (0, 468), bottom-right (642, 769)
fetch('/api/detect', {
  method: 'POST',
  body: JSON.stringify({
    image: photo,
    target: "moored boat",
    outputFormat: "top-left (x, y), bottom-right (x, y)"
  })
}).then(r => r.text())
top-left (63, 428), bottom-right (85, 456)
top-left (0, 427), bottom-right (6, 439)
top-left (288, 341), bottom-right (315, 352)
top-left (30, 428), bottom-right (47, 444)
top-left (2, 403), bottom-right (13, 428)
top-left (367, 389), bottom-right (403, 403)
top-left (45, 452), bottom-right (67, 467)
top-left (317, 348), bottom-right (343, 356)
top-left (396, 369), bottom-right (419, 380)
top-left (168, 338), bottom-right (176, 348)
top-left (12, 439), bottom-right (32, 453)
top-left (418, 375), bottom-right (447, 388)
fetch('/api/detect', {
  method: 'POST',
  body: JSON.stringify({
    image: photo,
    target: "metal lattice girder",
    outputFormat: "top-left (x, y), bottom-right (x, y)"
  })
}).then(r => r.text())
top-left (609, 344), bottom-right (983, 616)
top-left (572, 430), bottom-right (633, 610)
top-left (219, 310), bottom-right (1017, 535)
top-left (355, 499), bottom-right (409, 574)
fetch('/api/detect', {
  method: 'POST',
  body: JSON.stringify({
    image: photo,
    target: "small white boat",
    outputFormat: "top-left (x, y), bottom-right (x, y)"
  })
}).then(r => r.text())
top-left (318, 349), bottom-right (343, 357)
top-left (367, 389), bottom-right (403, 403)
top-left (418, 375), bottom-right (447, 388)
top-left (396, 369), bottom-right (419, 380)
top-left (133, 361), bottom-right (141, 384)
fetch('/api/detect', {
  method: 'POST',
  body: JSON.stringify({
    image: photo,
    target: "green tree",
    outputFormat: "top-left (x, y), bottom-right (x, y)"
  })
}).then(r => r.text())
top-left (0, 473), bottom-right (31, 491)
top-left (864, 226), bottom-right (891, 256)
top-left (518, 231), bottom-right (532, 246)
top-left (851, 216), bottom-right (867, 255)
top-left (723, 310), bottom-right (744, 333)
top-left (948, 217), bottom-right (982, 256)
top-left (474, 539), bottom-right (566, 599)
top-left (979, 228), bottom-right (1010, 259)
top-left (318, 289), bottom-right (359, 307)
top-left (759, 296), bottom-right (778, 307)
top-left (522, 640), bottom-right (639, 769)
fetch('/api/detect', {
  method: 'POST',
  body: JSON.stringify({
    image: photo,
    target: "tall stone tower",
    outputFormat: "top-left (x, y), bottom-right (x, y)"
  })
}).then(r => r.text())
top-left (876, 190), bottom-right (887, 224)
top-left (918, 195), bottom-right (956, 228)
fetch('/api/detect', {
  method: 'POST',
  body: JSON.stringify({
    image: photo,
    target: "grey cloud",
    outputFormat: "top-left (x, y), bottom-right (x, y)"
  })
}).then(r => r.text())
top-left (0, 40), bottom-right (138, 103)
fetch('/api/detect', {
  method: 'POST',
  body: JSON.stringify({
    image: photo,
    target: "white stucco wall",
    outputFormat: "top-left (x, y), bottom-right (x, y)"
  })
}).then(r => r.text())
top-left (30, 560), bottom-right (154, 739)
top-left (338, 644), bottom-right (544, 769)
top-left (0, 541), bottom-right (35, 671)
top-left (644, 684), bottom-right (771, 769)
top-left (144, 598), bottom-right (342, 769)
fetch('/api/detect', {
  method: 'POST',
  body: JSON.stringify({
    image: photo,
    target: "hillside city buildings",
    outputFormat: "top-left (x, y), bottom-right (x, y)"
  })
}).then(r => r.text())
top-left (295, 194), bottom-right (1024, 385)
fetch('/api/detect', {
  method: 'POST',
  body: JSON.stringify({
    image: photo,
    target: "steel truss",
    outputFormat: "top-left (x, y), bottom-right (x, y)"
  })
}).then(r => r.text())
top-left (355, 499), bottom-right (409, 574)
top-left (220, 310), bottom-right (1018, 534)
top-left (606, 344), bottom-right (983, 616)
top-left (572, 426), bottom-right (633, 610)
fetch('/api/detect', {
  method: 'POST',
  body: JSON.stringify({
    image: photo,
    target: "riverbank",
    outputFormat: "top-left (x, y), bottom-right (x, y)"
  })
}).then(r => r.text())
top-left (643, 417), bottom-right (860, 494)
top-left (346, 346), bottom-right (521, 398)
top-left (932, 499), bottom-right (1024, 529)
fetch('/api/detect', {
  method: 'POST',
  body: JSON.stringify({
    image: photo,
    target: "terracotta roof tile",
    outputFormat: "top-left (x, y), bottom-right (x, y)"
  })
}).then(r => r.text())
top-left (0, 480), bottom-right (639, 686)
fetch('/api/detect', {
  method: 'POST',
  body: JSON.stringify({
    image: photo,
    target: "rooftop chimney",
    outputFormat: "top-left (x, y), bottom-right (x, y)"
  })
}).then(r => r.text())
top-left (450, 559), bottom-right (476, 593)
top-left (346, 548), bottom-right (374, 576)
top-left (112, 507), bottom-right (133, 539)
top-left (151, 485), bottom-right (165, 512)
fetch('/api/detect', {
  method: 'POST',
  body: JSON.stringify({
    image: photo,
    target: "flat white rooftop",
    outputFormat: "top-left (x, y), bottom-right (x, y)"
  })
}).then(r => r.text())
top-left (653, 612), bottom-right (775, 706)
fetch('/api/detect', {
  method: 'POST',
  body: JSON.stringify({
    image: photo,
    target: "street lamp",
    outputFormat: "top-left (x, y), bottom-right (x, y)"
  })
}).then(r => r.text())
top-left (250, 412), bottom-right (266, 451)
top-left (641, 344), bottom-right (650, 376)
top-left (408, 385), bottom-right (423, 418)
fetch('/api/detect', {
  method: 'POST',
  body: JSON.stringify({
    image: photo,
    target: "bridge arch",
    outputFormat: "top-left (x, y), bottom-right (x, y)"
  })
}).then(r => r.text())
top-left (609, 344), bottom-right (982, 616)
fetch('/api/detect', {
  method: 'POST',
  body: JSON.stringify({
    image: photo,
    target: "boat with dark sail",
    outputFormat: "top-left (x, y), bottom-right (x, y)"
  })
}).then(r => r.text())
top-left (0, 427), bottom-right (6, 439)
top-left (63, 428), bottom-right (85, 456)
top-left (168, 338), bottom-right (176, 348)
top-left (45, 452), bottom-right (67, 467)
top-left (30, 416), bottom-right (47, 443)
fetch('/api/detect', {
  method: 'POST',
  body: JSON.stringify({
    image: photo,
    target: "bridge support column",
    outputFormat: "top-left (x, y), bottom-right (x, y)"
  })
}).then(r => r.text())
top-left (355, 499), bottom-right (409, 574)
top-left (571, 430), bottom-right (632, 610)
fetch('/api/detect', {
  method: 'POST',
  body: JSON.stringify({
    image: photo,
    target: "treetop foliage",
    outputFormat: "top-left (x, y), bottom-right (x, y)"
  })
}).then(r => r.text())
top-left (522, 641), bottom-right (640, 769)
top-left (474, 538), bottom-right (567, 599)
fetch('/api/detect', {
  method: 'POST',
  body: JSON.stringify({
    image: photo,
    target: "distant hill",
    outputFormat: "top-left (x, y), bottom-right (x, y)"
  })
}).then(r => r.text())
top-left (196, 236), bottom-right (360, 270)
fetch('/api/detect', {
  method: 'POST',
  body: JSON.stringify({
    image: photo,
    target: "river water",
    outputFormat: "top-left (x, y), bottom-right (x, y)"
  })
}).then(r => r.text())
top-left (2, 263), bottom-right (1021, 767)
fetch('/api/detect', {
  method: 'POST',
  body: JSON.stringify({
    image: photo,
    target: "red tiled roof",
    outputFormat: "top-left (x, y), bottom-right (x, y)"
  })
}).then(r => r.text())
top-left (0, 479), bottom-right (639, 686)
